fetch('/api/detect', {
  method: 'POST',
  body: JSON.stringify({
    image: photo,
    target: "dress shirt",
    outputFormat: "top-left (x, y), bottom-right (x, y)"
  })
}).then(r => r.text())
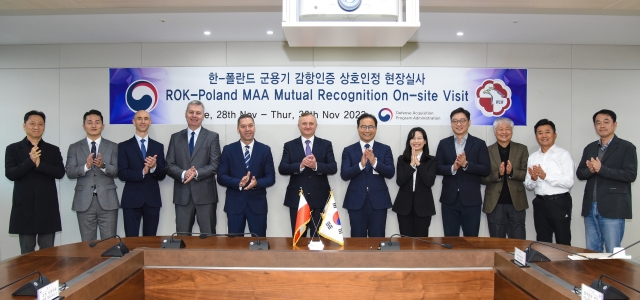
top-left (299, 136), bottom-right (317, 172)
top-left (358, 140), bottom-right (378, 172)
top-left (83, 136), bottom-right (105, 173)
top-left (239, 139), bottom-right (255, 190)
top-left (451, 133), bottom-right (469, 175)
top-left (181, 127), bottom-right (202, 182)
top-left (135, 134), bottom-right (156, 175)
top-left (524, 144), bottom-right (575, 195)
top-left (412, 152), bottom-right (423, 191)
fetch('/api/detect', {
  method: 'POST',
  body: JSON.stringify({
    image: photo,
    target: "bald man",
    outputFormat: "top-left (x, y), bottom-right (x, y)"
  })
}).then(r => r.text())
top-left (117, 110), bottom-right (166, 236)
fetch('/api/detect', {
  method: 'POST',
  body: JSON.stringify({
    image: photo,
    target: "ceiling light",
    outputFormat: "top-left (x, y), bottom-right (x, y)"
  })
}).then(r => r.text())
top-left (204, 31), bottom-right (211, 35)
top-left (456, 32), bottom-right (464, 36)
top-left (267, 30), bottom-right (274, 35)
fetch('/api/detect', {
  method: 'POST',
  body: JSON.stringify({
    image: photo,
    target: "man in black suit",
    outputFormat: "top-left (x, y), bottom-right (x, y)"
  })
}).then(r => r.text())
top-left (5, 110), bottom-right (65, 254)
top-left (436, 107), bottom-right (490, 237)
top-left (577, 109), bottom-right (637, 253)
top-left (279, 113), bottom-right (337, 237)
top-left (117, 110), bottom-right (166, 237)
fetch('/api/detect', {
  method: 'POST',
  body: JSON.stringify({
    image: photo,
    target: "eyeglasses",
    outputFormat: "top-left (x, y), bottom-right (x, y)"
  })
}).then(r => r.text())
top-left (451, 119), bottom-right (468, 125)
top-left (359, 125), bottom-right (376, 131)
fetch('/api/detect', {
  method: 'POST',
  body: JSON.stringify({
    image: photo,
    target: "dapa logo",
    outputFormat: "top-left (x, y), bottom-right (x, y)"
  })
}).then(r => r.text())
top-left (475, 79), bottom-right (512, 117)
top-left (126, 80), bottom-right (159, 112)
top-left (378, 108), bottom-right (393, 122)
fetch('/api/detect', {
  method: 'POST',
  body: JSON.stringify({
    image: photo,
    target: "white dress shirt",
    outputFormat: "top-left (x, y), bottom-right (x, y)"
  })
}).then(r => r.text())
top-left (359, 140), bottom-right (378, 173)
top-left (83, 136), bottom-right (105, 173)
top-left (181, 126), bottom-right (202, 181)
top-left (135, 134), bottom-right (156, 175)
top-left (524, 144), bottom-right (575, 195)
top-left (300, 136), bottom-right (316, 172)
top-left (412, 152), bottom-right (423, 191)
top-left (239, 139), bottom-right (255, 190)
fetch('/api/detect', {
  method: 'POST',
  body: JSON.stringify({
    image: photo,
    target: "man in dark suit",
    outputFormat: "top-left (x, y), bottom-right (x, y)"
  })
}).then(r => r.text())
top-left (279, 113), bottom-right (337, 237)
top-left (65, 109), bottom-right (119, 242)
top-left (6, 110), bottom-right (65, 254)
top-left (166, 100), bottom-right (221, 234)
top-left (218, 114), bottom-right (275, 237)
top-left (436, 107), bottom-right (490, 237)
top-left (340, 113), bottom-right (395, 238)
top-left (117, 110), bottom-right (166, 236)
top-left (481, 117), bottom-right (529, 239)
top-left (577, 109), bottom-right (637, 253)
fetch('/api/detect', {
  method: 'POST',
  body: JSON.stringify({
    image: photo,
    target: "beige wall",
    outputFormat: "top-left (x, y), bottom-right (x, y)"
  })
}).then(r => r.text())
top-left (1, 42), bottom-right (639, 260)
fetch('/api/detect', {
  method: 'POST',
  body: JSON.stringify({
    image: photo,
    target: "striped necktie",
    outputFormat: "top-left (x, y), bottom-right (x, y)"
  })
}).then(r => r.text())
top-left (244, 145), bottom-right (250, 169)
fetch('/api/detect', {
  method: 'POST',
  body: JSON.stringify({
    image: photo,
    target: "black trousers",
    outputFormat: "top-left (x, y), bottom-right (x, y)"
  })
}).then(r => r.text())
top-left (533, 193), bottom-right (572, 245)
top-left (442, 192), bottom-right (481, 237)
top-left (397, 204), bottom-right (432, 237)
top-left (486, 203), bottom-right (526, 239)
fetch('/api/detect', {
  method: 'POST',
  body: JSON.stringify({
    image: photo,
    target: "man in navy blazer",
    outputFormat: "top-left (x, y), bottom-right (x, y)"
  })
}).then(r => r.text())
top-left (340, 113), bottom-right (395, 237)
top-left (279, 113), bottom-right (337, 237)
top-left (117, 110), bottom-right (166, 237)
top-left (436, 107), bottom-right (490, 237)
top-left (218, 114), bottom-right (275, 237)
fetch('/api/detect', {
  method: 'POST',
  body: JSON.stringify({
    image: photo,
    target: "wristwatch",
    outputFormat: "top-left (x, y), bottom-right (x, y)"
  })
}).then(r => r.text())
top-left (100, 163), bottom-right (106, 169)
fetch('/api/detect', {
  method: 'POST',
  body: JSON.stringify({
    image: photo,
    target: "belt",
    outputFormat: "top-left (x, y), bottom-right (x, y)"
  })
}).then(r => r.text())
top-left (536, 192), bottom-right (569, 200)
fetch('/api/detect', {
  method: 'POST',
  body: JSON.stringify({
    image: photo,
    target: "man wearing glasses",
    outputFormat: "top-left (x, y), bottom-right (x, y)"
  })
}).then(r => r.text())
top-left (340, 113), bottom-right (395, 237)
top-left (436, 107), bottom-right (490, 236)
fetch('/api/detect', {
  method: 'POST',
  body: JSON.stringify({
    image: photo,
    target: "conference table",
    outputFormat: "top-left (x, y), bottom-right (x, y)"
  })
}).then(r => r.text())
top-left (0, 236), bottom-right (638, 299)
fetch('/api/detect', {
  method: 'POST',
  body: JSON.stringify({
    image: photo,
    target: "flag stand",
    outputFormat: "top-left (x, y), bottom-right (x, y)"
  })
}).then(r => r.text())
top-left (308, 213), bottom-right (324, 250)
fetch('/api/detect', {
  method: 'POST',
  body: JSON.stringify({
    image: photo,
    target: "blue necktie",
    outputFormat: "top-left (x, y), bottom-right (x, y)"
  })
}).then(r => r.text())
top-left (140, 139), bottom-right (147, 159)
top-left (364, 143), bottom-right (371, 173)
top-left (244, 145), bottom-right (251, 169)
top-left (189, 132), bottom-right (195, 156)
top-left (305, 140), bottom-right (311, 156)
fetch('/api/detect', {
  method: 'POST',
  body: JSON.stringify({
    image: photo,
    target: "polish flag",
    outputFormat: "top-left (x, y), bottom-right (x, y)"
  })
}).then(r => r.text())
top-left (293, 191), bottom-right (311, 246)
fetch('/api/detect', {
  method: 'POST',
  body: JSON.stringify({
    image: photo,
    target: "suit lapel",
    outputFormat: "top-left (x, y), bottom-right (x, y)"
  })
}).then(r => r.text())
top-left (310, 138), bottom-right (321, 158)
top-left (180, 130), bottom-right (190, 159)
top-left (489, 144), bottom-right (501, 169)
top-left (299, 137), bottom-right (309, 158)
top-left (237, 141), bottom-right (249, 169)
top-left (80, 139), bottom-right (90, 160)
top-left (507, 143), bottom-right (517, 164)
top-left (132, 137), bottom-right (145, 161)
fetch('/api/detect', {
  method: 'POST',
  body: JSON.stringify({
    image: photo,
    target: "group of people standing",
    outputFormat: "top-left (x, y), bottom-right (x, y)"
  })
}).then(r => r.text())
top-left (6, 101), bottom-right (635, 256)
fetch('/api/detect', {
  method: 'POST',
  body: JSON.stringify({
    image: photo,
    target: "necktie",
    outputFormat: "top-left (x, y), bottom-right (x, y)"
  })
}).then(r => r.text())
top-left (364, 143), bottom-right (371, 173)
top-left (140, 139), bottom-right (147, 159)
top-left (244, 145), bottom-right (251, 169)
top-left (189, 132), bottom-right (195, 156)
top-left (90, 141), bottom-right (96, 169)
top-left (305, 140), bottom-right (311, 156)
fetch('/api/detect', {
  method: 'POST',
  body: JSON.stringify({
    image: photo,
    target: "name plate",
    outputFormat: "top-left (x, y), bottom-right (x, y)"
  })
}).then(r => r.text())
top-left (514, 247), bottom-right (527, 266)
top-left (37, 280), bottom-right (59, 300)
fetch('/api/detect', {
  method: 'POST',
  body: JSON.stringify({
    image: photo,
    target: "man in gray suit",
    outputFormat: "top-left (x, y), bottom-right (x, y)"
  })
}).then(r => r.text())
top-left (166, 100), bottom-right (221, 234)
top-left (481, 117), bottom-right (529, 239)
top-left (65, 109), bottom-right (119, 242)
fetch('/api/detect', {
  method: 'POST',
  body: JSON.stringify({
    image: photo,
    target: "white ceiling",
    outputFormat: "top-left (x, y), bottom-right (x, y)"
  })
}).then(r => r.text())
top-left (0, 5), bottom-right (639, 46)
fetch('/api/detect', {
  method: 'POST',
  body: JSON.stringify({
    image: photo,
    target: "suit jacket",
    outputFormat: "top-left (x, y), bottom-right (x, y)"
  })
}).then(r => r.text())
top-left (340, 141), bottom-right (395, 210)
top-left (218, 140), bottom-right (275, 214)
top-left (117, 136), bottom-right (167, 208)
top-left (480, 141), bottom-right (529, 213)
top-left (392, 154), bottom-right (437, 217)
top-left (165, 127), bottom-right (221, 205)
top-left (576, 135), bottom-right (637, 219)
top-left (436, 134), bottom-right (491, 206)
top-left (6, 138), bottom-right (65, 234)
top-left (279, 136), bottom-right (337, 210)
top-left (65, 137), bottom-right (119, 211)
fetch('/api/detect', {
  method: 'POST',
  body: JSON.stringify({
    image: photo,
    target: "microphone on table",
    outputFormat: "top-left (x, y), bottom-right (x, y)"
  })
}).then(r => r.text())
top-left (589, 274), bottom-right (639, 299)
top-left (161, 232), bottom-right (201, 249)
top-left (608, 238), bottom-right (640, 258)
top-left (89, 235), bottom-right (129, 257)
top-left (524, 241), bottom-right (593, 262)
top-left (199, 232), bottom-right (270, 250)
top-left (0, 270), bottom-right (51, 296)
top-left (378, 234), bottom-right (453, 251)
